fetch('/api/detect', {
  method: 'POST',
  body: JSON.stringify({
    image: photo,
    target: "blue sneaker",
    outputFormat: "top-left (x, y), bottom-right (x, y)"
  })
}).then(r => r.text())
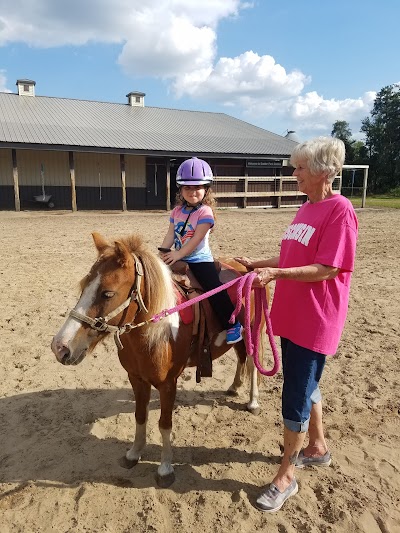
top-left (226, 322), bottom-right (243, 344)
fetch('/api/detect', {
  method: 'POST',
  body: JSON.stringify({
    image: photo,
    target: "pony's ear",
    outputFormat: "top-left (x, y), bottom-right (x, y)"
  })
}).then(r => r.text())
top-left (92, 232), bottom-right (110, 254)
top-left (114, 240), bottom-right (132, 268)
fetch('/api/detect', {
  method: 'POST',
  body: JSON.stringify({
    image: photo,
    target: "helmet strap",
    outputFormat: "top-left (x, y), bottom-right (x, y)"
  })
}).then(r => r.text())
top-left (179, 203), bottom-right (201, 236)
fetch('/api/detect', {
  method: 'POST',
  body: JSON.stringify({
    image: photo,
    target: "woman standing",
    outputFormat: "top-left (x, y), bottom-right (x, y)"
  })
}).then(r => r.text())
top-left (236, 137), bottom-right (358, 512)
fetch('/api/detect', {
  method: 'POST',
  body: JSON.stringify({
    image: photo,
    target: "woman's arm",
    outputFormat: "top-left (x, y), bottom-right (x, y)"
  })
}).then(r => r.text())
top-left (162, 223), bottom-right (212, 265)
top-left (234, 256), bottom-right (279, 270)
top-left (254, 263), bottom-right (340, 286)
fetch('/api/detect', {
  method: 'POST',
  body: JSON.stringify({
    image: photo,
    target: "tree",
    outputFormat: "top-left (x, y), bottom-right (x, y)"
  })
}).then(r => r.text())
top-left (331, 120), bottom-right (356, 163)
top-left (361, 84), bottom-right (400, 193)
top-left (331, 120), bottom-right (353, 141)
top-left (352, 141), bottom-right (369, 165)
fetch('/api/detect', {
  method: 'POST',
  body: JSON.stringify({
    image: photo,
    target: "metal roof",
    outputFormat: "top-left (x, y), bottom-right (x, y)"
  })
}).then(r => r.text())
top-left (0, 91), bottom-right (297, 157)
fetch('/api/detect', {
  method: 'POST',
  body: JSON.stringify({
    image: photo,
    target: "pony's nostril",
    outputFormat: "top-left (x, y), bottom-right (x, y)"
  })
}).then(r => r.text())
top-left (52, 339), bottom-right (71, 364)
top-left (61, 351), bottom-right (70, 364)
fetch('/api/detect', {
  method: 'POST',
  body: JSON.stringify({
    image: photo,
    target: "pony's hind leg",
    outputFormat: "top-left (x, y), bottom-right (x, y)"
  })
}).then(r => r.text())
top-left (121, 374), bottom-right (151, 469)
top-left (155, 379), bottom-right (177, 488)
top-left (246, 354), bottom-right (260, 415)
top-left (227, 354), bottom-right (246, 397)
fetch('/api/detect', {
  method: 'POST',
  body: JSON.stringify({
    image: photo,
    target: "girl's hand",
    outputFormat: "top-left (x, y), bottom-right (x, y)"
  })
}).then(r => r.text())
top-left (161, 249), bottom-right (183, 266)
top-left (234, 256), bottom-right (254, 271)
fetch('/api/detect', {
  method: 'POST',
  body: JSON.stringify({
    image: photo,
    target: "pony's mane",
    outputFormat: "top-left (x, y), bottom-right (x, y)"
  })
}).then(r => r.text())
top-left (119, 235), bottom-right (175, 320)
top-left (80, 234), bottom-right (177, 350)
top-left (115, 235), bottom-right (178, 349)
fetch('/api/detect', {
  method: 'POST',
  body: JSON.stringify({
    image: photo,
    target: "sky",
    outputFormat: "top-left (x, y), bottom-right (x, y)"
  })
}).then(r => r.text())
top-left (0, 0), bottom-right (398, 141)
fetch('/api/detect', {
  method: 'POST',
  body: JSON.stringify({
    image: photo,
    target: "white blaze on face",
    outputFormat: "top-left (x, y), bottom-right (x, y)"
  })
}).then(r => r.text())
top-left (55, 274), bottom-right (101, 346)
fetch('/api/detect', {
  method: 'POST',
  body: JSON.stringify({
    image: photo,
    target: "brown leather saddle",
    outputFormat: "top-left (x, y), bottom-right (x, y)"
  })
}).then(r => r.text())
top-left (170, 260), bottom-right (246, 383)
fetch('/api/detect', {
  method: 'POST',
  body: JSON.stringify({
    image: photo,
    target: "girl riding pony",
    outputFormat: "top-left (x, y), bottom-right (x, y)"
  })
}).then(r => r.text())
top-left (159, 157), bottom-right (242, 344)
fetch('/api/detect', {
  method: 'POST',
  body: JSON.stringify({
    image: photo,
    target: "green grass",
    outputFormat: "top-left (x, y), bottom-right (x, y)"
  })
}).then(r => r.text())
top-left (349, 196), bottom-right (400, 209)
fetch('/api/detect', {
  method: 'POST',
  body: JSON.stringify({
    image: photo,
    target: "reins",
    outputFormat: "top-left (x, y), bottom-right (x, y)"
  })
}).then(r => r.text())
top-left (151, 271), bottom-right (280, 376)
top-left (231, 272), bottom-right (280, 376)
top-left (70, 254), bottom-right (280, 376)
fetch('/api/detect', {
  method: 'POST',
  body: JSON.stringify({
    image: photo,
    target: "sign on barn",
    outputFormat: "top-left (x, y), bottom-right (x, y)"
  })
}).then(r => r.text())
top-left (246, 159), bottom-right (283, 168)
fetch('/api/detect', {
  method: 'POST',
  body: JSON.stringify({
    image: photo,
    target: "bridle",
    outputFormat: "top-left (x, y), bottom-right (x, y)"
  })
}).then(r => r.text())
top-left (69, 253), bottom-right (149, 349)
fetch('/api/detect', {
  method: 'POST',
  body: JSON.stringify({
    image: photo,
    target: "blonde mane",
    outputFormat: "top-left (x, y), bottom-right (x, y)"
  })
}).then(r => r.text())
top-left (120, 235), bottom-right (177, 349)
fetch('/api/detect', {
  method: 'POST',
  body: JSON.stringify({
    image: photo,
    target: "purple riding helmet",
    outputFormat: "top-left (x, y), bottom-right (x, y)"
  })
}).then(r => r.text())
top-left (176, 157), bottom-right (213, 187)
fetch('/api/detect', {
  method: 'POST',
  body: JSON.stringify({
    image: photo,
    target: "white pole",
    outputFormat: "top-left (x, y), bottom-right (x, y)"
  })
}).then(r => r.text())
top-left (361, 168), bottom-right (368, 208)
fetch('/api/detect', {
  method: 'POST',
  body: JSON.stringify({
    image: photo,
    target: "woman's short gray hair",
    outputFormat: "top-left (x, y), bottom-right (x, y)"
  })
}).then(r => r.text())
top-left (290, 137), bottom-right (345, 182)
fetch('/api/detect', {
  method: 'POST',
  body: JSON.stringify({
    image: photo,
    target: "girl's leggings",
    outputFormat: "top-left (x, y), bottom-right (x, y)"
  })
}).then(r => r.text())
top-left (188, 261), bottom-right (235, 330)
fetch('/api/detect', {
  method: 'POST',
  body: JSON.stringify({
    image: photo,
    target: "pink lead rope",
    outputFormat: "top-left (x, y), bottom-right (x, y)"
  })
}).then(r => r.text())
top-left (152, 271), bottom-right (280, 377)
top-left (230, 271), bottom-right (280, 376)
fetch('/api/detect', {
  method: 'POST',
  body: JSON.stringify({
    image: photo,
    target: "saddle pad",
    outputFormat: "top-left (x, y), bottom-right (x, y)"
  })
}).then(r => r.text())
top-left (174, 287), bottom-right (194, 324)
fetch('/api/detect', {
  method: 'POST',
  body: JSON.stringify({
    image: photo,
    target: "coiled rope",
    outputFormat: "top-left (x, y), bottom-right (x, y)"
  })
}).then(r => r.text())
top-left (152, 271), bottom-right (280, 376)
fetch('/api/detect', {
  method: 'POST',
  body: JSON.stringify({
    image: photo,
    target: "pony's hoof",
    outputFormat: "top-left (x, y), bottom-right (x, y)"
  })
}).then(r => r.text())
top-left (226, 388), bottom-right (239, 397)
top-left (156, 471), bottom-right (175, 488)
top-left (247, 405), bottom-right (261, 416)
top-left (119, 456), bottom-right (139, 469)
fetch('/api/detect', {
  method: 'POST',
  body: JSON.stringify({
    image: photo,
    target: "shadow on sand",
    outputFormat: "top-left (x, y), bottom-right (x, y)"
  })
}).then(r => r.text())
top-left (0, 388), bottom-right (279, 500)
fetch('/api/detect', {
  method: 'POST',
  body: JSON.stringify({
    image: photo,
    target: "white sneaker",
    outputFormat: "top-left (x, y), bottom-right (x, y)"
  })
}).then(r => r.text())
top-left (255, 478), bottom-right (298, 512)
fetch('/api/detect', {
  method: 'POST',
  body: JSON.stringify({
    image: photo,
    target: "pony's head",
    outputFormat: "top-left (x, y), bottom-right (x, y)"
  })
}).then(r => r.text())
top-left (51, 232), bottom-right (176, 365)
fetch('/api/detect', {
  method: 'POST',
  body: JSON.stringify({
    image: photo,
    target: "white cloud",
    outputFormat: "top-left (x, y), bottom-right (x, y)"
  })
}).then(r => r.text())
top-left (173, 51), bottom-right (309, 99)
top-left (0, 0), bottom-right (377, 136)
top-left (117, 14), bottom-right (216, 78)
top-left (0, 0), bottom-right (244, 46)
top-left (116, 1), bottom-right (247, 78)
top-left (0, 0), bottom-right (244, 80)
top-left (286, 91), bottom-right (376, 135)
top-left (0, 70), bottom-right (11, 92)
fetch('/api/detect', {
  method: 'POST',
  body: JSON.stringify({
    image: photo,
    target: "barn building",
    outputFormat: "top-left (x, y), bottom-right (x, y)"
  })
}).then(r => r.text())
top-left (0, 79), bottom-right (306, 211)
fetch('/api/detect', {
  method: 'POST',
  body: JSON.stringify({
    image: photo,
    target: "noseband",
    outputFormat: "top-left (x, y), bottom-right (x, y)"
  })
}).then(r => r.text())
top-left (69, 253), bottom-right (148, 350)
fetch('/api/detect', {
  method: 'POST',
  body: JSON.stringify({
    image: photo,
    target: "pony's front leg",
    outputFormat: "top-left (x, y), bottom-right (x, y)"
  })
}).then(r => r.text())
top-left (122, 375), bottom-right (151, 468)
top-left (155, 379), bottom-right (177, 488)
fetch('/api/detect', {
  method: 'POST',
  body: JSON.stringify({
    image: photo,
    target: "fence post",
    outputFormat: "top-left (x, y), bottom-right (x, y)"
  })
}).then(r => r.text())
top-left (12, 149), bottom-right (20, 212)
top-left (120, 154), bottom-right (127, 211)
top-left (69, 152), bottom-right (77, 212)
top-left (243, 169), bottom-right (248, 209)
top-left (166, 160), bottom-right (171, 211)
top-left (361, 168), bottom-right (368, 208)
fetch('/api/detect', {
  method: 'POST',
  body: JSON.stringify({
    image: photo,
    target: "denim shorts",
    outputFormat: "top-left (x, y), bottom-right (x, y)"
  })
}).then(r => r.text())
top-left (281, 337), bottom-right (326, 433)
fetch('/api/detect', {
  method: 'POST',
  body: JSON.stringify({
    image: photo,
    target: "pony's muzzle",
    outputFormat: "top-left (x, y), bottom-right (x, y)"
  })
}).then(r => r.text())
top-left (51, 337), bottom-right (71, 364)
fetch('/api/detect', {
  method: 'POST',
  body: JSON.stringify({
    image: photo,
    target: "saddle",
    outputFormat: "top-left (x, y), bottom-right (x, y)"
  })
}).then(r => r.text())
top-left (171, 260), bottom-right (247, 383)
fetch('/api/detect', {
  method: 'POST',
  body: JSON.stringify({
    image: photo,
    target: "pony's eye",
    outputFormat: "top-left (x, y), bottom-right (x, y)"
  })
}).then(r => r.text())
top-left (102, 291), bottom-right (115, 299)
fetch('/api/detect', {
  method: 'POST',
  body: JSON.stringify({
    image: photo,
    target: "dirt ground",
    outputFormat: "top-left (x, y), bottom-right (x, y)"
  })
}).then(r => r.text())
top-left (0, 207), bottom-right (399, 533)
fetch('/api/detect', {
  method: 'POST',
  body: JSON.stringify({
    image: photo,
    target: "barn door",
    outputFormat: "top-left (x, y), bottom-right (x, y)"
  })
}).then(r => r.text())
top-left (146, 159), bottom-right (167, 208)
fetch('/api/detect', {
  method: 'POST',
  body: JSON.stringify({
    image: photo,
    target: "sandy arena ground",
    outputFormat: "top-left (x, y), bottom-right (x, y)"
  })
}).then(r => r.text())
top-left (0, 207), bottom-right (399, 533)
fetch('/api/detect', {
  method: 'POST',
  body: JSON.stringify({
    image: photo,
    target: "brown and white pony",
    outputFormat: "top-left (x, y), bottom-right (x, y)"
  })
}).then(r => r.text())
top-left (51, 233), bottom-right (265, 487)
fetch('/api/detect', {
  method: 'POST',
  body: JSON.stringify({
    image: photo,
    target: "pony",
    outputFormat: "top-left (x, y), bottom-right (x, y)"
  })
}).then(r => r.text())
top-left (51, 232), bottom-right (267, 487)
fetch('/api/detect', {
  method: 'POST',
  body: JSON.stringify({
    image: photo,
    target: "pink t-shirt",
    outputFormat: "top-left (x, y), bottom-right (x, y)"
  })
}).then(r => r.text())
top-left (270, 194), bottom-right (358, 355)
